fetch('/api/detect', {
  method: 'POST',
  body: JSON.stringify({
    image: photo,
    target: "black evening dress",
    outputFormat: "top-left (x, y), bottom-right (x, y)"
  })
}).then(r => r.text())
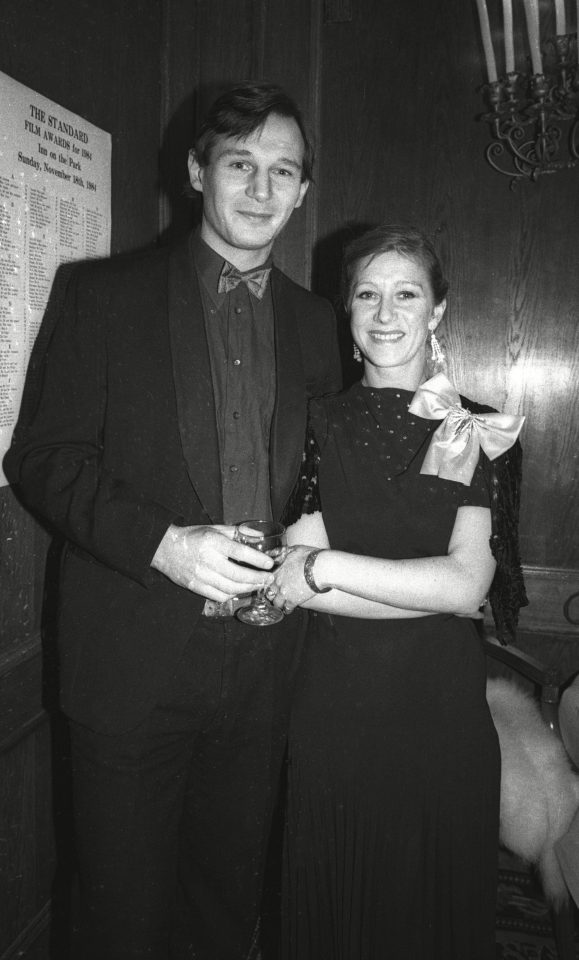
top-left (281, 383), bottom-right (501, 960)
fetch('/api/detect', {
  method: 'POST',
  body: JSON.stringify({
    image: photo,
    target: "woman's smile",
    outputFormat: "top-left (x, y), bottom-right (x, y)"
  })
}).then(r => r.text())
top-left (368, 329), bottom-right (405, 343)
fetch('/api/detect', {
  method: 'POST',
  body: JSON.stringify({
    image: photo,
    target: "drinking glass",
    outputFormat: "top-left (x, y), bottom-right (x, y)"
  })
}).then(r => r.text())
top-left (234, 520), bottom-right (286, 627)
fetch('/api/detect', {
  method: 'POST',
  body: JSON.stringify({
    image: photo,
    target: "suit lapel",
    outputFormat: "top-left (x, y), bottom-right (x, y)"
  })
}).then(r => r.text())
top-left (168, 239), bottom-right (223, 523)
top-left (269, 269), bottom-right (307, 519)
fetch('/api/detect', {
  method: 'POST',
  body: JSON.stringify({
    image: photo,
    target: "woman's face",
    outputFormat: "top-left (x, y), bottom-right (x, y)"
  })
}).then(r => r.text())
top-left (349, 250), bottom-right (446, 388)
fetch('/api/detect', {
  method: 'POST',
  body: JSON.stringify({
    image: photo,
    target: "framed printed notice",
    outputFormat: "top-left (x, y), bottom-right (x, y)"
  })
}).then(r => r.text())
top-left (0, 71), bottom-right (111, 484)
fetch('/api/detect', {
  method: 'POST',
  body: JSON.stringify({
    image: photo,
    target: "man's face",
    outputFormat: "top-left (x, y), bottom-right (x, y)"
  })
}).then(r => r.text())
top-left (188, 113), bottom-right (309, 267)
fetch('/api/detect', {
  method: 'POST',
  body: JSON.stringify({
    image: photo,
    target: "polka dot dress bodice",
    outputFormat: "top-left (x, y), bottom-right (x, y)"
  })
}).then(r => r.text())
top-left (310, 382), bottom-right (489, 562)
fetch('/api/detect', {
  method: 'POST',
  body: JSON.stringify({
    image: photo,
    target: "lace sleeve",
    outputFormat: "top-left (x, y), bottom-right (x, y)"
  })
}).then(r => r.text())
top-left (281, 400), bottom-right (327, 528)
top-left (462, 395), bottom-right (528, 644)
top-left (483, 439), bottom-right (529, 644)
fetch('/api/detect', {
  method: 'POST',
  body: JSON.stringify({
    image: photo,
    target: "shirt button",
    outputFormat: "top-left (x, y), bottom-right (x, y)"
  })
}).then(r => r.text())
top-left (232, 359), bottom-right (241, 366)
top-left (233, 411), bottom-right (240, 419)
top-left (234, 306), bottom-right (242, 315)
top-left (229, 465), bottom-right (239, 473)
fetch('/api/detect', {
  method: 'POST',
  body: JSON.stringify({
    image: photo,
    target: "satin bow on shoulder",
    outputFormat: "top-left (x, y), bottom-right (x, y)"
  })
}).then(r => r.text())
top-left (408, 373), bottom-right (525, 486)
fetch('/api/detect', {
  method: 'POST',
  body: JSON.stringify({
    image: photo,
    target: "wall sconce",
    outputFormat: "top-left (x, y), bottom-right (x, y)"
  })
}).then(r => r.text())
top-left (475, 0), bottom-right (579, 185)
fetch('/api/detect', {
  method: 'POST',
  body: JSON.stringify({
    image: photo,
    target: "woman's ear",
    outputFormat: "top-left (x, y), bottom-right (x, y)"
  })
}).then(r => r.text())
top-left (430, 298), bottom-right (447, 330)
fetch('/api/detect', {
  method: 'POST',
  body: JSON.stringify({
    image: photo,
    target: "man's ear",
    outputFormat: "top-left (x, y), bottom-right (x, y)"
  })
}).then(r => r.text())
top-left (294, 179), bottom-right (309, 209)
top-left (187, 150), bottom-right (203, 195)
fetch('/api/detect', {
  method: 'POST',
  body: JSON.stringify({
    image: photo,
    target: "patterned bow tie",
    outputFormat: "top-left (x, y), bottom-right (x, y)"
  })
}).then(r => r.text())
top-left (408, 373), bottom-right (525, 486)
top-left (217, 262), bottom-right (271, 300)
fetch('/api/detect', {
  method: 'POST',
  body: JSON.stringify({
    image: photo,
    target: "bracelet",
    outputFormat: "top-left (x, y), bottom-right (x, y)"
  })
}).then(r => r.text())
top-left (303, 549), bottom-right (331, 594)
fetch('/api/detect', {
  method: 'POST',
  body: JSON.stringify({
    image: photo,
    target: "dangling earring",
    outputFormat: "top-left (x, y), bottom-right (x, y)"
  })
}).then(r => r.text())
top-left (353, 343), bottom-right (362, 363)
top-left (426, 321), bottom-right (447, 378)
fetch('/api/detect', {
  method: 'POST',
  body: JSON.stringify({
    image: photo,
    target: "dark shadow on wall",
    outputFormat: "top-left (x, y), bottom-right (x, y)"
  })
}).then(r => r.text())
top-left (157, 90), bottom-right (200, 246)
top-left (157, 81), bottom-right (252, 247)
top-left (311, 221), bottom-right (377, 388)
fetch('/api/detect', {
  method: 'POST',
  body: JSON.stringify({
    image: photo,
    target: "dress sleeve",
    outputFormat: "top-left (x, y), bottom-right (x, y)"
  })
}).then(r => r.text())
top-left (455, 453), bottom-right (490, 508)
top-left (281, 398), bottom-right (328, 527)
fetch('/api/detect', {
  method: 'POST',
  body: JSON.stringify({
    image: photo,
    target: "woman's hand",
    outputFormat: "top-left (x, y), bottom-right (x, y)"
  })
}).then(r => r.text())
top-left (268, 544), bottom-right (318, 614)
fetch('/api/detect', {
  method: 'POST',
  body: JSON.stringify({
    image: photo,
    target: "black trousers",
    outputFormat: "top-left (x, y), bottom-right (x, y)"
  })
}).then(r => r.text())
top-left (69, 612), bottom-right (305, 960)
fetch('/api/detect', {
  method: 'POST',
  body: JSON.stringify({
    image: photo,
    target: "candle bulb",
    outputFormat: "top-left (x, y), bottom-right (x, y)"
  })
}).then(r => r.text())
top-left (521, 0), bottom-right (543, 74)
top-left (502, 0), bottom-right (515, 72)
top-left (554, 0), bottom-right (566, 34)
top-left (475, 0), bottom-right (498, 82)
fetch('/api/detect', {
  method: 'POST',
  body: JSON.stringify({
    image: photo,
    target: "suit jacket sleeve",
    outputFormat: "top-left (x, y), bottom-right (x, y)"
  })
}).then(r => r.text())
top-left (3, 263), bottom-right (178, 585)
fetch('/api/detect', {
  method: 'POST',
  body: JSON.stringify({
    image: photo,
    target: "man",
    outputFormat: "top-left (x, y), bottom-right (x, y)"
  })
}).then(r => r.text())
top-left (4, 82), bottom-right (341, 959)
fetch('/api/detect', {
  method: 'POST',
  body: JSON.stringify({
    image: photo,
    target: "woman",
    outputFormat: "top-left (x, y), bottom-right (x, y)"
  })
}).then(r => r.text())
top-left (269, 224), bottom-right (526, 959)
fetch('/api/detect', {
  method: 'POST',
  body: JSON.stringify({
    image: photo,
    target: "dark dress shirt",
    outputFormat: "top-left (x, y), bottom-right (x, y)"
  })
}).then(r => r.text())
top-left (192, 233), bottom-right (275, 523)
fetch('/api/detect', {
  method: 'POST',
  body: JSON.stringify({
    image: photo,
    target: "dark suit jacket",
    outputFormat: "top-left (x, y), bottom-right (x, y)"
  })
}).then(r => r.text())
top-left (5, 236), bottom-right (342, 733)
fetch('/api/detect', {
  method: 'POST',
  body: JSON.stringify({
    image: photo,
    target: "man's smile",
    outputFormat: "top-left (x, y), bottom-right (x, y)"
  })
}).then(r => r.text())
top-left (237, 210), bottom-right (274, 221)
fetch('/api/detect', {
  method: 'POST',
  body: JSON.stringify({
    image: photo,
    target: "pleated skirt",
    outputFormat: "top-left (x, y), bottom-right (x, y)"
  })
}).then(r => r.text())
top-left (281, 612), bottom-right (500, 960)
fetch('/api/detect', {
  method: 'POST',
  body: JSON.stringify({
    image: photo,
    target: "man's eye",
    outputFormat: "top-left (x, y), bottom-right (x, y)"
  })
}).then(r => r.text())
top-left (230, 161), bottom-right (250, 171)
top-left (275, 167), bottom-right (294, 177)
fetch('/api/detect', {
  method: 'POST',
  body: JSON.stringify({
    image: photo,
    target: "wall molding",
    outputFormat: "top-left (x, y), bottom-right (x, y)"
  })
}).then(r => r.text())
top-left (0, 641), bottom-right (47, 753)
top-left (486, 564), bottom-right (579, 638)
top-left (0, 901), bottom-right (50, 960)
top-left (0, 633), bottom-right (41, 680)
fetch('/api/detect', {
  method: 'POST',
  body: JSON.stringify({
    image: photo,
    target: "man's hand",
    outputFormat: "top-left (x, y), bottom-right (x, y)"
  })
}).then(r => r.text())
top-left (151, 524), bottom-right (275, 600)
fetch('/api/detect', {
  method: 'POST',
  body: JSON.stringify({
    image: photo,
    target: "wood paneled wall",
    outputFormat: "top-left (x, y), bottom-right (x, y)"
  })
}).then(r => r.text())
top-left (159, 0), bottom-right (324, 280)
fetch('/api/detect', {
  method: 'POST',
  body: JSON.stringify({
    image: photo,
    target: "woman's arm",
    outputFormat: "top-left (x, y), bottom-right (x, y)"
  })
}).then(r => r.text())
top-left (279, 513), bottom-right (447, 618)
top-left (275, 507), bottom-right (495, 617)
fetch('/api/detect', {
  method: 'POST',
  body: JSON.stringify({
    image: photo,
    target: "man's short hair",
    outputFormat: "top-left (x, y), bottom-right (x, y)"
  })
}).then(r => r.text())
top-left (194, 81), bottom-right (313, 182)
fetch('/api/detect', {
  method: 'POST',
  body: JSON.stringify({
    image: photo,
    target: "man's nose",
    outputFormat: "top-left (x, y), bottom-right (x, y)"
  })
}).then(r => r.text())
top-left (246, 169), bottom-right (271, 201)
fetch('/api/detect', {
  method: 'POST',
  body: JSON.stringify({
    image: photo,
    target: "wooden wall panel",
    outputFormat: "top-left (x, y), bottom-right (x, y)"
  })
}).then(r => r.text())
top-left (0, 0), bottom-right (163, 254)
top-left (158, 0), bottom-right (200, 243)
top-left (0, 497), bottom-right (47, 667)
top-left (259, 0), bottom-right (323, 285)
top-left (0, 712), bottom-right (55, 957)
top-left (159, 0), bottom-right (320, 284)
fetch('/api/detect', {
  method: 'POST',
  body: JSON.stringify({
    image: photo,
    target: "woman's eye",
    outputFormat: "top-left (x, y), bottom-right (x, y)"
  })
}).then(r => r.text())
top-left (398, 290), bottom-right (416, 300)
top-left (356, 290), bottom-right (378, 301)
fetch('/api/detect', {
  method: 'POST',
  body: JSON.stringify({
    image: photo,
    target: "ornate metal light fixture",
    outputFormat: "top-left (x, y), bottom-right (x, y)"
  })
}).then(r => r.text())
top-left (475, 0), bottom-right (579, 185)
